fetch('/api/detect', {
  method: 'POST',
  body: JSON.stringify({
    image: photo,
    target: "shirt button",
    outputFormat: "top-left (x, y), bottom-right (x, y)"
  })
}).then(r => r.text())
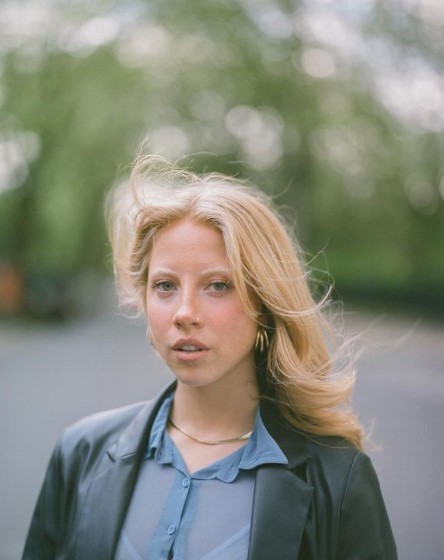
top-left (182, 478), bottom-right (190, 488)
top-left (167, 524), bottom-right (176, 535)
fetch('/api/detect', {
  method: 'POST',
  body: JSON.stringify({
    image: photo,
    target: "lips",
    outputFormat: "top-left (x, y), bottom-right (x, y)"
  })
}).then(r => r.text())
top-left (177, 344), bottom-right (203, 352)
top-left (172, 339), bottom-right (209, 352)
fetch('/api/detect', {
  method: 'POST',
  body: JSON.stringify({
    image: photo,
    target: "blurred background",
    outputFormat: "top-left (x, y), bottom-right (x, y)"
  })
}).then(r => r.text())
top-left (0, 0), bottom-right (443, 558)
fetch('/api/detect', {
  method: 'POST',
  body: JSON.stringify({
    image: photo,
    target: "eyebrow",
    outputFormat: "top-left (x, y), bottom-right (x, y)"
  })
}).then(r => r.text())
top-left (148, 267), bottom-right (231, 278)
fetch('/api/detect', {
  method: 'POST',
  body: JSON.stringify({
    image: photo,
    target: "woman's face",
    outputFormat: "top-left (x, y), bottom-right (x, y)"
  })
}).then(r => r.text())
top-left (146, 218), bottom-right (258, 393)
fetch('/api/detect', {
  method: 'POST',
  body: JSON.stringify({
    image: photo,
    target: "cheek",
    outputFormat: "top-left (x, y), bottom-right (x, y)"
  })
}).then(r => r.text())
top-left (146, 302), bottom-right (168, 336)
top-left (218, 304), bottom-right (257, 337)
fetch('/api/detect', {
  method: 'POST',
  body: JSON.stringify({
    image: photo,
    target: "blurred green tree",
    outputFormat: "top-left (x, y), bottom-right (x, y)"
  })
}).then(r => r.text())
top-left (0, 0), bottom-right (442, 316)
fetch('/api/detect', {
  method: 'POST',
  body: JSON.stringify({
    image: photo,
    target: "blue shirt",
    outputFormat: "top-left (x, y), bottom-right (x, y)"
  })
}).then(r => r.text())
top-left (114, 394), bottom-right (287, 560)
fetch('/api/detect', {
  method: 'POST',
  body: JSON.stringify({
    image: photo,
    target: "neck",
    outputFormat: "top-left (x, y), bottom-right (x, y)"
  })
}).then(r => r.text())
top-left (171, 380), bottom-right (259, 438)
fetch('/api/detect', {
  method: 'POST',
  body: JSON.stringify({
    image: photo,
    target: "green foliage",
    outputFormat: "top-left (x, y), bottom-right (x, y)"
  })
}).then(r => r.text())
top-left (1, 47), bottom-right (147, 275)
top-left (0, 0), bottom-right (443, 314)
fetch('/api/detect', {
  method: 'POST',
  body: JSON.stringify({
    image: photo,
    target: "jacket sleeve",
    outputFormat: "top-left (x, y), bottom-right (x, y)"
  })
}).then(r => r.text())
top-left (336, 452), bottom-right (398, 559)
top-left (21, 442), bottom-right (63, 560)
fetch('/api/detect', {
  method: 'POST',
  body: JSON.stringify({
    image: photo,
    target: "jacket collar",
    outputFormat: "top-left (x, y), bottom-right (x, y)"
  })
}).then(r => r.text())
top-left (107, 383), bottom-right (175, 460)
top-left (259, 398), bottom-right (312, 468)
top-left (73, 383), bottom-right (313, 560)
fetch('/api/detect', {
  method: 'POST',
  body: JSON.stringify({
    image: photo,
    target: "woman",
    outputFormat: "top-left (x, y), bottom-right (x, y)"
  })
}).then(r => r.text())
top-left (22, 156), bottom-right (397, 559)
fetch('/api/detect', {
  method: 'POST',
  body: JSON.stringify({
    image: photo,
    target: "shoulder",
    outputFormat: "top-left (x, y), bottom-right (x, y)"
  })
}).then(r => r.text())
top-left (261, 405), bottom-right (361, 476)
top-left (302, 433), bottom-right (362, 475)
top-left (52, 400), bottom-right (155, 476)
top-left (290, 429), bottom-right (362, 477)
top-left (60, 402), bottom-right (147, 447)
top-left (58, 382), bottom-right (177, 455)
top-left (300, 435), bottom-right (376, 498)
top-left (263, 413), bottom-right (370, 495)
top-left (53, 383), bottom-right (177, 469)
top-left (275, 426), bottom-right (387, 518)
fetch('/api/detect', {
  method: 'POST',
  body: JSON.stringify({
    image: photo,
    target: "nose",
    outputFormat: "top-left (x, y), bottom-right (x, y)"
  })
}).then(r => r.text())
top-left (173, 292), bottom-right (201, 328)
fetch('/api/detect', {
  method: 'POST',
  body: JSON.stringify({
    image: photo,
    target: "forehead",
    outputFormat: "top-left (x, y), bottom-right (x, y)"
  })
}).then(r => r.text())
top-left (149, 219), bottom-right (229, 272)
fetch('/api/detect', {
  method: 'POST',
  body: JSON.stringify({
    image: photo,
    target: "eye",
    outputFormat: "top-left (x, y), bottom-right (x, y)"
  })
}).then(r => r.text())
top-left (207, 280), bottom-right (232, 293)
top-left (154, 280), bottom-right (176, 292)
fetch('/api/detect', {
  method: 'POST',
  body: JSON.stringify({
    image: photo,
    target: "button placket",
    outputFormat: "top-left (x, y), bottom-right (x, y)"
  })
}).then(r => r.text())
top-left (163, 473), bottom-right (191, 548)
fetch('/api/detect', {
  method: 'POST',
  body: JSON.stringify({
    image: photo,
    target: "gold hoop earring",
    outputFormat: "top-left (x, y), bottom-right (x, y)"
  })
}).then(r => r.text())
top-left (148, 329), bottom-right (156, 348)
top-left (255, 328), bottom-right (269, 353)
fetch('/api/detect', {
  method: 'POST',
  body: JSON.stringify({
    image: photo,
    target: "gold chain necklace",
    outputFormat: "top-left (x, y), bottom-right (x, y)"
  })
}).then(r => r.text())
top-left (168, 417), bottom-right (253, 446)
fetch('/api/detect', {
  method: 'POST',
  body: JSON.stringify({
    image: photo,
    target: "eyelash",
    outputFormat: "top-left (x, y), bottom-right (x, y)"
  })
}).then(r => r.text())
top-left (152, 280), bottom-right (232, 293)
top-left (209, 280), bottom-right (231, 292)
top-left (153, 280), bottom-right (175, 292)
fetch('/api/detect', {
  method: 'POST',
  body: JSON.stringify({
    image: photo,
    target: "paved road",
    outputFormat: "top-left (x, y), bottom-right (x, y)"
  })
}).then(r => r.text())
top-left (1, 296), bottom-right (443, 559)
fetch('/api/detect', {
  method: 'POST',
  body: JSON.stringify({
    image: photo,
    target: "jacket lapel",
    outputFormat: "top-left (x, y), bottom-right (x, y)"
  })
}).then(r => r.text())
top-left (72, 452), bottom-right (140, 559)
top-left (72, 384), bottom-right (175, 560)
top-left (248, 464), bottom-right (313, 560)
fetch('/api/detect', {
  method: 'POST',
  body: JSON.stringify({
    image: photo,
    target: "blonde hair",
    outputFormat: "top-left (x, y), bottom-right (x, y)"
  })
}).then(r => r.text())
top-left (107, 155), bottom-right (365, 449)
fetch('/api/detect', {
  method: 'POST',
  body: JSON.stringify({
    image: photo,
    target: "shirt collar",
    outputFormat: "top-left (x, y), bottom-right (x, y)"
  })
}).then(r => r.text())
top-left (191, 409), bottom-right (288, 483)
top-left (147, 392), bottom-right (173, 460)
top-left (238, 407), bottom-right (288, 471)
top-left (146, 394), bottom-right (288, 482)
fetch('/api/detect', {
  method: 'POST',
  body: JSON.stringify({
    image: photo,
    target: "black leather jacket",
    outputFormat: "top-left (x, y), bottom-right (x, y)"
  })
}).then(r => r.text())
top-left (22, 384), bottom-right (397, 559)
